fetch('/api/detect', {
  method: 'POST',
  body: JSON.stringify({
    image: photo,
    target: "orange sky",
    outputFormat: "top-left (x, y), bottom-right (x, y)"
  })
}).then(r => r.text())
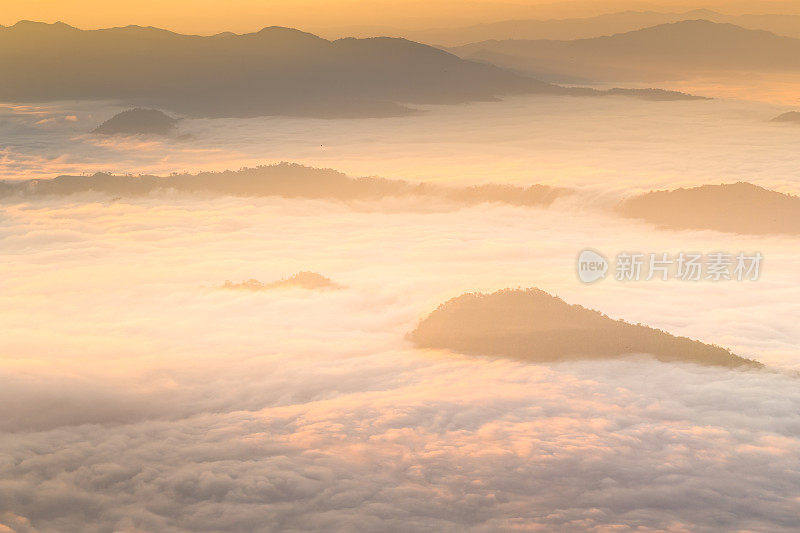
top-left (3, 0), bottom-right (800, 34)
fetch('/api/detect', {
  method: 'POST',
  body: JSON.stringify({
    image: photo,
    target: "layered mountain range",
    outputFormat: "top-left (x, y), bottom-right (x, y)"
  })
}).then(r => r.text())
top-left (0, 21), bottom-right (701, 118)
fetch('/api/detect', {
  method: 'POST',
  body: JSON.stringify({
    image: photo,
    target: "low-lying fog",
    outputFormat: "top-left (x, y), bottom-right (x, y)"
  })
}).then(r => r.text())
top-left (2, 193), bottom-right (799, 531)
top-left (1, 93), bottom-right (799, 531)
top-left (2, 93), bottom-right (800, 196)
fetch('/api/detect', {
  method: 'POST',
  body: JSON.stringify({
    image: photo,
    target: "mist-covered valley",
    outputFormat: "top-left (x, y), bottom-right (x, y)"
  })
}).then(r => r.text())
top-left (2, 183), bottom-right (800, 531)
top-left (2, 7), bottom-right (800, 532)
top-left (3, 93), bottom-right (800, 196)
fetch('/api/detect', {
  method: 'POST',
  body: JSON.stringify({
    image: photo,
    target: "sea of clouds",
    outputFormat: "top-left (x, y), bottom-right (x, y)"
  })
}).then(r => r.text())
top-left (1, 94), bottom-right (799, 531)
top-left (2, 94), bottom-right (800, 197)
top-left (1, 193), bottom-right (799, 531)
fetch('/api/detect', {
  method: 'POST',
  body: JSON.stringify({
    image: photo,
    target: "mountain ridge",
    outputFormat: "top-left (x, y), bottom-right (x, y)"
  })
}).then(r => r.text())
top-left (0, 21), bottom-right (550, 118)
top-left (0, 20), bottom-right (704, 117)
top-left (450, 19), bottom-right (800, 82)
top-left (411, 288), bottom-right (762, 368)
top-left (0, 163), bottom-right (573, 207)
top-left (393, 9), bottom-right (800, 46)
top-left (618, 182), bottom-right (800, 235)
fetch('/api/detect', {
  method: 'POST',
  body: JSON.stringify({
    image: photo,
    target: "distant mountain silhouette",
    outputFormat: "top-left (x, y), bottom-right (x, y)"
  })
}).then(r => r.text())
top-left (0, 163), bottom-right (572, 207)
top-left (222, 272), bottom-right (341, 291)
top-left (398, 10), bottom-right (800, 46)
top-left (602, 87), bottom-right (705, 100)
top-left (0, 21), bottom-right (560, 118)
top-left (411, 288), bottom-right (761, 368)
top-left (0, 21), bottom-right (703, 118)
top-left (451, 20), bottom-right (800, 82)
top-left (618, 182), bottom-right (800, 235)
top-left (772, 111), bottom-right (800, 123)
top-left (92, 108), bottom-right (177, 135)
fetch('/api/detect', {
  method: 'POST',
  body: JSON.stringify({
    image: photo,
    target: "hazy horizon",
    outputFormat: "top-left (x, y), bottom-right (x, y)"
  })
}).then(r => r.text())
top-left (3, 95), bottom-right (798, 194)
top-left (2, 2), bottom-right (799, 531)
top-left (4, 0), bottom-right (800, 35)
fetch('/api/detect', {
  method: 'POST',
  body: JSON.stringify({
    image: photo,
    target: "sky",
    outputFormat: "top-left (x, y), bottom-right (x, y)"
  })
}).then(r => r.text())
top-left (3, 0), bottom-right (800, 34)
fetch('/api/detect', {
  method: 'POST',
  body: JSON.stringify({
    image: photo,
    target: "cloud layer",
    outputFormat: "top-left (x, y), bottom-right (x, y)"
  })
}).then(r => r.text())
top-left (1, 193), bottom-right (799, 531)
top-left (2, 90), bottom-right (800, 531)
top-left (3, 95), bottom-right (800, 200)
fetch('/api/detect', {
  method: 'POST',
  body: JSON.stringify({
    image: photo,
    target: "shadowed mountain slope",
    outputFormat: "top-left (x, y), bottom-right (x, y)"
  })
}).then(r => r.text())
top-left (451, 20), bottom-right (800, 82)
top-left (400, 10), bottom-right (800, 46)
top-left (411, 288), bottom-right (762, 368)
top-left (0, 21), bottom-right (557, 118)
top-left (92, 108), bottom-right (178, 135)
top-left (0, 21), bottom-right (702, 117)
top-left (772, 111), bottom-right (800, 123)
top-left (618, 182), bottom-right (800, 235)
top-left (408, 10), bottom-right (718, 45)
top-left (0, 163), bottom-right (571, 207)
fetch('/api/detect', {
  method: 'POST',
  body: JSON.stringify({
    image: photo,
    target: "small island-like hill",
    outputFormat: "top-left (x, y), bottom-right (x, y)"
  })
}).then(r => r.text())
top-left (92, 108), bottom-right (178, 135)
top-left (411, 288), bottom-right (762, 369)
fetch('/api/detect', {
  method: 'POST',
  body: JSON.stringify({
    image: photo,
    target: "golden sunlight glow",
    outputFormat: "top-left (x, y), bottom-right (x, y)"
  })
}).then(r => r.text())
top-left (3, 1), bottom-right (800, 531)
top-left (3, 0), bottom-right (800, 34)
